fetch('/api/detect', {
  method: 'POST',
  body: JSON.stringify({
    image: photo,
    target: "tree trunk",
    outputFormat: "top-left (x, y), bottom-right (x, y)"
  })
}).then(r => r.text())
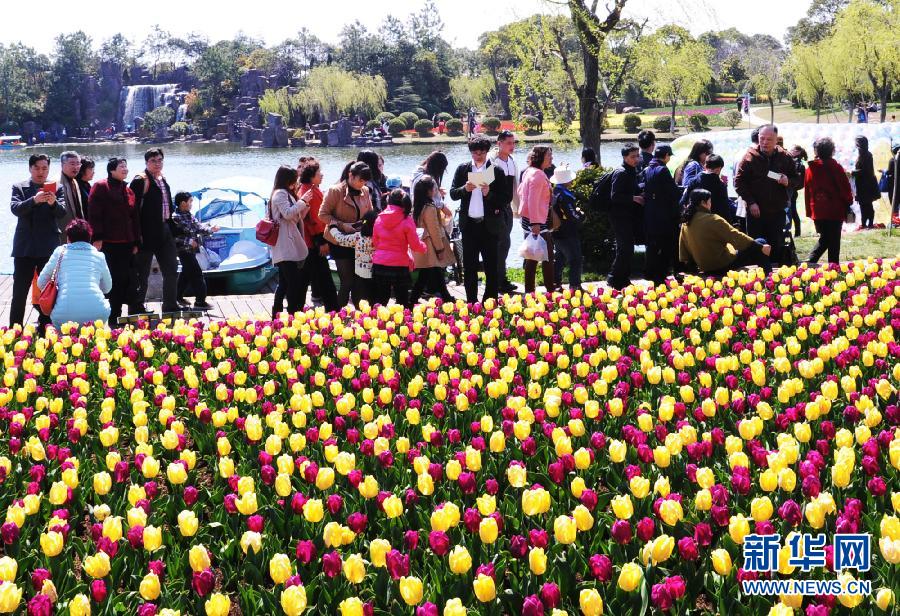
top-left (769, 99), bottom-right (774, 123)
top-left (670, 99), bottom-right (677, 133)
top-left (879, 88), bottom-right (888, 123)
top-left (578, 50), bottom-right (602, 160)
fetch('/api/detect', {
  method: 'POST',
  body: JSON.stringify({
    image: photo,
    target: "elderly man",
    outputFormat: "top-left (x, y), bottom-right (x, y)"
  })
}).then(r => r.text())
top-left (58, 151), bottom-right (85, 242)
top-left (734, 124), bottom-right (800, 265)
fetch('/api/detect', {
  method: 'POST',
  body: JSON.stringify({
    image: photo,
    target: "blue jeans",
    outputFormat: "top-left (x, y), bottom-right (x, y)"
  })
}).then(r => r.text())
top-left (554, 234), bottom-right (582, 288)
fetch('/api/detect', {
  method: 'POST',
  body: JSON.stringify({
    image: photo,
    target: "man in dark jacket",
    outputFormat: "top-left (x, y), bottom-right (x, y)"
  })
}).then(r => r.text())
top-left (638, 130), bottom-right (656, 172)
top-left (607, 144), bottom-right (644, 290)
top-left (734, 124), bottom-right (800, 265)
top-left (129, 147), bottom-right (180, 313)
top-left (449, 135), bottom-right (510, 303)
top-left (58, 151), bottom-right (85, 243)
top-left (9, 154), bottom-right (67, 328)
top-left (643, 145), bottom-right (681, 285)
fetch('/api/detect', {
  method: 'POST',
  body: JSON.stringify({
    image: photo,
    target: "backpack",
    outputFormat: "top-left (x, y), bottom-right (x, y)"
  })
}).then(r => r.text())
top-left (588, 171), bottom-right (614, 212)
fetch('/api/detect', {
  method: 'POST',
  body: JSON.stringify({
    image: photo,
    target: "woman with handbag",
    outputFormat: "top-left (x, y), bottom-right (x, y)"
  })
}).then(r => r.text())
top-left (518, 146), bottom-right (557, 294)
top-left (269, 165), bottom-right (310, 315)
top-left (319, 161), bottom-right (374, 307)
top-left (409, 174), bottom-right (455, 303)
top-left (37, 219), bottom-right (112, 328)
top-left (805, 137), bottom-right (853, 264)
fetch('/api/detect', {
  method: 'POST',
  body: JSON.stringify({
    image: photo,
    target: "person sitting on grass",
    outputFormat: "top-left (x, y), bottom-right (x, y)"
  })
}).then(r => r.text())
top-left (328, 210), bottom-right (378, 306)
top-left (680, 154), bottom-right (733, 223)
top-left (372, 189), bottom-right (427, 307)
top-left (170, 191), bottom-right (219, 310)
top-left (679, 188), bottom-right (771, 277)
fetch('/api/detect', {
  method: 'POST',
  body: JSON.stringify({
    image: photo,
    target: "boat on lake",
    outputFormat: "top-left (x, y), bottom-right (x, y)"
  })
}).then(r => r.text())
top-left (0, 136), bottom-right (26, 149)
top-left (189, 176), bottom-right (277, 294)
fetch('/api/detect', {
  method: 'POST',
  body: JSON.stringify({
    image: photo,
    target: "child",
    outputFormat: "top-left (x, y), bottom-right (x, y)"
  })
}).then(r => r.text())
top-left (328, 210), bottom-right (378, 306)
top-left (372, 189), bottom-right (427, 307)
top-left (170, 191), bottom-right (218, 310)
top-left (550, 167), bottom-right (586, 290)
top-left (680, 154), bottom-right (733, 223)
top-left (410, 174), bottom-right (454, 303)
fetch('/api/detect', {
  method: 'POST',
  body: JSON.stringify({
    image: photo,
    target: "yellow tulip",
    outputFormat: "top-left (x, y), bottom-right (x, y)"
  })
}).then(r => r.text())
top-left (0, 582), bottom-right (22, 614)
top-left (83, 552), bottom-right (111, 578)
top-left (281, 584), bottom-right (308, 616)
top-left (270, 553), bottom-right (292, 584)
top-left (0, 558), bottom-right (15, 583)
top-left (205, 593), bottom-right (231, 616)
top-left (178, 510), bottom-right (199, 537)
top-left (190, 545), bottom-right (211, 572)
top-left (479, 517), bottom-right (499, 544)
top-left (473, 574), bottom-right (496, 602)
top-left (139, 573), bottom-right (161, 601)
top-left (399, 576), bottom-right (423, 606)
top-left (579, 588), bottom-right (604, 616)
top-left (40, 531), bottom-right (63, 557)
top-left (68, 594), bottom-right (91, 616)
top-left (338, 597), bottom-right (364, 616)
top-left (449, 546), bottom-right (472, 574)
top-left (443, 598), bottom-right (467, 616)
top-left (529, 547), bottom-right (547, 575)
top-left (554, 515), bottom-right (577, 544)
top-left (711, 549), bottom-right (732, 576)
top-left (618, 562), bottom-right (642, 592)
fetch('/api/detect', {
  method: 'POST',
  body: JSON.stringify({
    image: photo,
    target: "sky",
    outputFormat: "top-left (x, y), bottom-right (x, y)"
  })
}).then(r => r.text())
top-left (8, 0), bottom-right (812, 53)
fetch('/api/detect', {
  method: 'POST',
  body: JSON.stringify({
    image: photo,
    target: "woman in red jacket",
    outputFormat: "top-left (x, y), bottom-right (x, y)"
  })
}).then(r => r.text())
top-left (805, 137), bottom-right (853, 264)
top-left (88, 157), bottom-right (141, 324)
top-left (297, 159), bottom-right (338, 311)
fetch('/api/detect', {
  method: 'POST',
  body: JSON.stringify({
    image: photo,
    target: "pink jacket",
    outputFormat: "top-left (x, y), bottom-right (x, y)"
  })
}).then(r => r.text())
top-left (517, 166), bottom-right (552, 223)
top-left (372, 205), bottom-right (427, 269)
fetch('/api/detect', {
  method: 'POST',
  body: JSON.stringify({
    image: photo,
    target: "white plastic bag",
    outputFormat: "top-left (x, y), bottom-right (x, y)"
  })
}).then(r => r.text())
top-left (518, 233), bottom-right (548, 262)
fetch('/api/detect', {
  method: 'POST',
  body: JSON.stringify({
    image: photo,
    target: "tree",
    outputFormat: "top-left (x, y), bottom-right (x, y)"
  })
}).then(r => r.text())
top-left (563, 0), bottom-right (629, 154)
top-left (192, 38), bottom-right (257, 116)
top-left (259, 88), bottom-right (304, 126)
top-left (829, 0), bottom-right (899, 122)
top-left (99, 34), bottom-right (133, 68)
top-left (46, 32), bottom-right (97, 128)
top-left (787, 43), bottom-right (830, 122)
top-left (142, 106), bottom-right (174, 134)
top-left (787, 0), bottom-right (850, 44)
top-left (635, 26), bottom-right (714, 131)
top-left (0, 44), bottom-right (49, 127)
top-left (745, 42), bottom-right (787, 122)
top-left (297, 65), bottom-right (386, 121)
top-left (449, 75), bottom-right (495, 113)
top-left (142, 25), bottom-right (171, 79)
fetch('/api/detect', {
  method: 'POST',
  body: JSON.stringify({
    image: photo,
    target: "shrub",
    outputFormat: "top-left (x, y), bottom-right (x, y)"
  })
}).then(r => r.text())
top-left (170, 121), bottom-right (189, 137)
top-left (571, 166), bottom-right (613, 274)
top-left (446, 118), bottom-right (463, 135)
top-left (376, 112), bottom-right (396, 123)
top-left (399, 112), bottom-right (420, 129)
top-left (388, 118), bottom-right (407, 136)
top-left (521, 114), bottom-right (540, 130)
top-left (652, 116), bottom-right (673, 132)
top-left (720, 109), bottom-right (743, 129)
top-left (622, 113), bottom-right (642, 133)
top-left (292, 129), bottom-right (305, 139)
top-left (365, 119), bottom-right (380, 132)
top-left (436, 112), bottom-right (453, 122)
top-left (414, 119), bottom-right (434, 136)
top-left (688, 114), bottom-right (709, 132)
top-left (411, 107), bottom-right (429, 119)
top-left (481, 116), bottom-right (501, 134)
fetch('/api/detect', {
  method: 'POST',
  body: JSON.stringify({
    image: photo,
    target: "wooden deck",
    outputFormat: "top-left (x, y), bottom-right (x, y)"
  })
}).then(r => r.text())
top-left (0, 273), bottom-right (487, 326)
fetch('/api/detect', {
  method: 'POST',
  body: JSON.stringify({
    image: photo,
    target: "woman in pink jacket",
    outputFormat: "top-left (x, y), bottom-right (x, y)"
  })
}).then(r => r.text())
top-left (518, 146), bottom-right (556, 293)
top-left (372, 188), bottom-right (427, 307)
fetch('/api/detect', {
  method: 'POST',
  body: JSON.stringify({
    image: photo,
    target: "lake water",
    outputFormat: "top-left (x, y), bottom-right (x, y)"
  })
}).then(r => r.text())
top-left (0, 141), bottom-right (628, 274)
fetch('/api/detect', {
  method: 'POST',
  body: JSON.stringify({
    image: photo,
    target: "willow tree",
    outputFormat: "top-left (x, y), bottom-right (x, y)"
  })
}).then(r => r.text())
top-left (297, 65), bottom-right (386, 122)
top-left (829, 0), bottom-right (899, 122)
top-left (787, 43), bottom-right (829, 122)
top-left (635, 26), bottom-right (714, 131)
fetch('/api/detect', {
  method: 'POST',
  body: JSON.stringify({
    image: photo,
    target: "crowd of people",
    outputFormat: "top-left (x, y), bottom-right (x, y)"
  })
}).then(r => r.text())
top-left (8, 126), bottom-right (899, 330)
top-left (9, 148), bottom-right (210, 329)
top-left (601, 124), bottom-right (896, 290)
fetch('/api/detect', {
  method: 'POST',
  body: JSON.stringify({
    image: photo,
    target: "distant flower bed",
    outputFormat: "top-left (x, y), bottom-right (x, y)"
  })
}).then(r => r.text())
top-left (644, 108), bottom-right (726, 117)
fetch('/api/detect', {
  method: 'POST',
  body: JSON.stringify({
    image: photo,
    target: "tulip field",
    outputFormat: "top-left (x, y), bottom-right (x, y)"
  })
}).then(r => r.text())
top-left (0, 260), bottom-right (899, 616)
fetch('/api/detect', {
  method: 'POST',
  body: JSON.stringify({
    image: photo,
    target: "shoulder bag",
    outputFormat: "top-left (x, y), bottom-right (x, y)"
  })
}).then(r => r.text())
top-left (256, 193), bottom-right (280, 246)
top-left (38, 247), bottom-right (66, 315)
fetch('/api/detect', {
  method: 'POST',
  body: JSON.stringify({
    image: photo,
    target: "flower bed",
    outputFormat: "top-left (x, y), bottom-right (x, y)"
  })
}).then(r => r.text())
top-left (0, 261), bottom-right (898, 615)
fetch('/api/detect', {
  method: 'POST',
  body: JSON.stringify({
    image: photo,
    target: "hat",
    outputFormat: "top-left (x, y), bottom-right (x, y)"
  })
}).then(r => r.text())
top-left (551, 166), bottom-right (575, 184)
top-left (386, 176), bottom-right (403, 189)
